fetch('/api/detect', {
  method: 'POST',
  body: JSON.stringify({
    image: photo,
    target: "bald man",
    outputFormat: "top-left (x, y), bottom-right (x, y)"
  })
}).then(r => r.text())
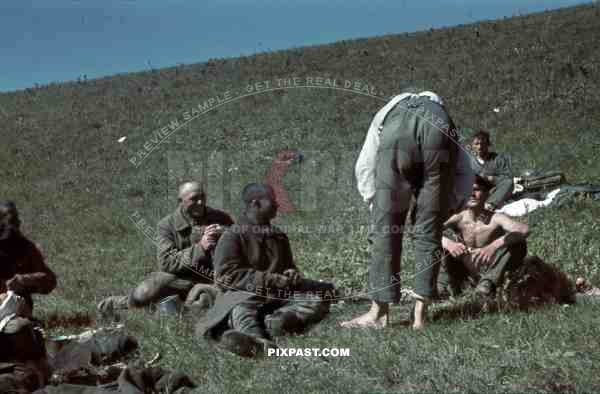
top-left (196, 183), bottom-right (331, 357)
top-left (98, 181), bottom-right (234, 313)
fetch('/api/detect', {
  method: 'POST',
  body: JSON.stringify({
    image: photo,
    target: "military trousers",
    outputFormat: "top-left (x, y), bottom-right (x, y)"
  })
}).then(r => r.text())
top-left (437, 242), bottom-right (527, 296)
top-left (98, 272), bottom-right (217, 314)
top-left (368, 96), bottom-right (457, 302)
top-left (228, 294), bottom-right (330, 339)
top-left (128, 272), bottom-right (196, 307)
top-left (0, 319), bottom-right (49, 394)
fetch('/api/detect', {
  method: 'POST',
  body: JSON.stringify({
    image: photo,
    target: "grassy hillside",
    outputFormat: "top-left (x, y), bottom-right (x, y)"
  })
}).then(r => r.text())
top-left (1, 3), bottom-right (600, 393)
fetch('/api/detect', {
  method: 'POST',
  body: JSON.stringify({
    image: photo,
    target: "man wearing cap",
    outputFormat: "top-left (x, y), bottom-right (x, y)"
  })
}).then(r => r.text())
top-left (195, 183), bottom-right (332, 357)
top-left (342, 90), bottom-right (474, 330)
top-left (470, 130), bottom-right (514, 210)
top-left (97, 181), bottom-right (234, 313)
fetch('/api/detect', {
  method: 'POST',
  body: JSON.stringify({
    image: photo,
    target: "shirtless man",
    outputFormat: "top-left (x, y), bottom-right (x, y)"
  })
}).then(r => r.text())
top-left (438, 175), bottom-right (530, 297)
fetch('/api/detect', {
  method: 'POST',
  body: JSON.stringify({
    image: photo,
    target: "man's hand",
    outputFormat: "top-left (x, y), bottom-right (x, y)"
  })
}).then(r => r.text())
top-left (267, 273), bottom-right (291, 290)
top-left (478, 171), bottom-right (497, 184)
top-left (445, 241), bottom-right (467, 258)
top-left (198, 224), bottom-right (222, 251)
top-left (6, 275), bottom-right (27, 294)
top-left (471, 244), bottom-right (497, 267)
top-left (283, 268), bottom-right (303, 287)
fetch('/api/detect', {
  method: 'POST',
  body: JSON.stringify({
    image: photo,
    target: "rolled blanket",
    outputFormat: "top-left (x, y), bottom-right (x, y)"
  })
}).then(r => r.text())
top-left (520, 171), bottom-right (565, 192)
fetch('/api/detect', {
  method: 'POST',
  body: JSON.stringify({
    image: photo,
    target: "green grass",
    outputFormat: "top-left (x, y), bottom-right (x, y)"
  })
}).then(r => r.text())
top-left (2, 3), bottom-right (600, 393)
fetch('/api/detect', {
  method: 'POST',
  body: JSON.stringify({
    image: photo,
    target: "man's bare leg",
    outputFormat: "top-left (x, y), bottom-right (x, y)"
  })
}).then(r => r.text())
top-left (412, 296), bottom-right (430, 331)
top-left (340, 301), bottom-right (389, 328)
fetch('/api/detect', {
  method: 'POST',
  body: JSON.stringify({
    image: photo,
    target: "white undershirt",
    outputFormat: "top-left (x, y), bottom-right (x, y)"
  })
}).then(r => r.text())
top-left (355, 92), bottom-right (474, 210)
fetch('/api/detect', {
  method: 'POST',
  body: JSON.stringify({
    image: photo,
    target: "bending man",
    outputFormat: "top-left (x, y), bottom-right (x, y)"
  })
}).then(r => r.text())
top-left (342, 90), bottom-right (474, 330)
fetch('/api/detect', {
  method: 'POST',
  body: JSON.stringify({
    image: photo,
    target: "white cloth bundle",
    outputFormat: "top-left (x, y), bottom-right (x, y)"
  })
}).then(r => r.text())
top-left (0, 291), bottom-right (29, 332)
top-left (497, 188), bottom-right (562, 217)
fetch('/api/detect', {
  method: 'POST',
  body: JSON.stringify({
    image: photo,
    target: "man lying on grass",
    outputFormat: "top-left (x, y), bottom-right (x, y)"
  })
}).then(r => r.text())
top-left (196, 183), bottom-right (332, 358)
top-left (437, 175), bottom-right (530, 298)
top-left (97, 181), bottom-right (233, 315)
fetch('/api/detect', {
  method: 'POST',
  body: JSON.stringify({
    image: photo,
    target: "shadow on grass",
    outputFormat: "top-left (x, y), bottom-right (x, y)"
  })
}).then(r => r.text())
top-left (430, 255), bottom-right (577, 323)
top-left (429, 296), bottom-right (497, 323)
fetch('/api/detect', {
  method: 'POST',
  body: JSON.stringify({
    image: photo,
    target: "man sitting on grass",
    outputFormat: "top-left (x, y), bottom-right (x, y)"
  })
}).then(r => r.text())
top-left (0, 201), bottom-right (56, 393)
top-left (196, 183), bottom-right (332, 358)
top-left (97, 181), bottom-right (233, 314)
top-left (470, 130), bottom-right (514, 210)
top-left (437, 175), bottom-right (530, 298)
top-left (0, 200), bottom-right (57, 312)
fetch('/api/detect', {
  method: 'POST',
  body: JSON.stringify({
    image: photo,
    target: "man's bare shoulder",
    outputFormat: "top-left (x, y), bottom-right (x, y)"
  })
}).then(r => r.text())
top-left (490, 212), bottom-right (512, 225)
top-left (490, 211), bottom-right (529, 234)
top-left (445, 211), bottom-right (465, 227)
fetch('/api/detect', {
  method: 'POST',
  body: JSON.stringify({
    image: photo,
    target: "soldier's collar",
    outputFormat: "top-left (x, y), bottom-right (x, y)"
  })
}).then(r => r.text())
top-left (237, 215), bottom-right (275, 238)
top-left (174, 206), bottom-right (202, 230)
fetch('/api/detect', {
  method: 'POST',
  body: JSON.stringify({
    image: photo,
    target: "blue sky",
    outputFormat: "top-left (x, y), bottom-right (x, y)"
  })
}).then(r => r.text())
top-left (0, 0), bottom-right (590, 92)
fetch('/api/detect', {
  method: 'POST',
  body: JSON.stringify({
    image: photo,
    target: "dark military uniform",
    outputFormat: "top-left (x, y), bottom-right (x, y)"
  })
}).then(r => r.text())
top-left (0, 318), bottom-right (49, 394)
top-left (0, 233), bottom-right (57, 311)
top-left (195, 215), bottom-right (330, 340)
top-left (0, 234), bottom-right (54, 393)
top-left (470, 151), bottom-right (514, 209)
top-left (437, 242), bottom-right (527, 297)
top-left (129, 206), bottom-right (234, 307)
top-left (98, 206), bottom-right (233, 312)
top-left (368, 95), bottom-right (458, 302)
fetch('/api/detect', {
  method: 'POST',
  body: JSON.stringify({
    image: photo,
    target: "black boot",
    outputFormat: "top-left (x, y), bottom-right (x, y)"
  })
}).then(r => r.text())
top-left (265, 312), bottom-right (304, 337)
top-left (218, 330), bottom-right (277, 358)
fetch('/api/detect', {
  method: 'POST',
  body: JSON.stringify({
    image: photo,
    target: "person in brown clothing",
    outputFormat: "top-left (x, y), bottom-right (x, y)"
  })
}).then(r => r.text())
top-left (0, 201), bottom-right (55, 393)
top-left (0, 200), bottom-right (57, 312)
top-left (98, 181), bottom-right (234, 313)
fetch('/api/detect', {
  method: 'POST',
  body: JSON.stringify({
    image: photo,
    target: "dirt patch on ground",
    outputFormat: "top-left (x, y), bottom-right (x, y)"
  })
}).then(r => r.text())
top-left (43, 312), bottom-right (96, 329)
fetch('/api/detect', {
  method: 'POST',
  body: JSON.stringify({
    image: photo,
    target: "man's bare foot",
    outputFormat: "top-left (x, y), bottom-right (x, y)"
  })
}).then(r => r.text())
top-left (411, 298), bottom-right (430, 331)
top-left (340, 301), bottom-right (389, 329)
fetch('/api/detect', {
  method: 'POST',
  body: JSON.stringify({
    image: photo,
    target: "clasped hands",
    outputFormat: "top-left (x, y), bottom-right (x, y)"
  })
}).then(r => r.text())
top-left (268, 269), bottom-right (304, 290)
top-left (445, 240), bottom-right (497, 267)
